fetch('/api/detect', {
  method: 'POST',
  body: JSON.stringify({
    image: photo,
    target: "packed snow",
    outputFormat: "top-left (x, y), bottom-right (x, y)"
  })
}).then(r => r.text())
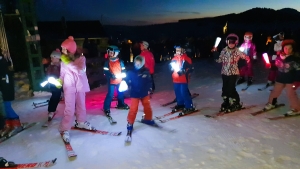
top-left (1, 58), bottom-right (300, 169)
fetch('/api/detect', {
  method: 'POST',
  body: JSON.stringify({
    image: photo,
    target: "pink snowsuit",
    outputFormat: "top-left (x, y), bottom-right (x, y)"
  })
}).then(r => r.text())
top-left (239, 42), bottom-right (256, 77)
top-left (59, 56), bottom-right (90, 131)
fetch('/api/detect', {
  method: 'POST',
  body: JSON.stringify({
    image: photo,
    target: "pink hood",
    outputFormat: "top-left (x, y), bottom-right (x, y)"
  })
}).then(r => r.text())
top-left (60, 56), bottom-right (90, 93)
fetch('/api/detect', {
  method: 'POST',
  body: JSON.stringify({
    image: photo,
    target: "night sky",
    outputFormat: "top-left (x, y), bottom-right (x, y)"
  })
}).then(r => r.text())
top-left (36, 0), bottom-right (300, 25)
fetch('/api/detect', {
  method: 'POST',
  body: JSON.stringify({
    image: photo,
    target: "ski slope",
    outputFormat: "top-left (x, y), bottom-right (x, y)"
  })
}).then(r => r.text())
top-left (0, 58), bottom-right (300, 169)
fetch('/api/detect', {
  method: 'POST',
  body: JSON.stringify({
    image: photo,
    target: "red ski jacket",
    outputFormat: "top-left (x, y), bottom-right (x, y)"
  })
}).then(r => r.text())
top-left (140, 50), bottom-right (155, 74)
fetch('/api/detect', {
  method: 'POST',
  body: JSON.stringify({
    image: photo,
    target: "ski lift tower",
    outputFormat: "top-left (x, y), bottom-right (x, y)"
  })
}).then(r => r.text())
top-left (16, 0), bottom-right (45, 91)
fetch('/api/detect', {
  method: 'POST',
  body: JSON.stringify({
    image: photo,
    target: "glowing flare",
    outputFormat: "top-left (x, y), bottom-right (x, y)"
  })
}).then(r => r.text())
top-left (214, 37), bottom-right (221, 47)
top-left (263, 53), bottom-right (271, 68)
top-left (170, 62), bottom-right (180, 72)
top-left (115, 73), bottom-right (126, 78)
top-left (118, 80), bottom-right (128, 92)
top-left (40, 80), bottom-right (48, 87)
top-left (239, 47), bottom-right (245, 52)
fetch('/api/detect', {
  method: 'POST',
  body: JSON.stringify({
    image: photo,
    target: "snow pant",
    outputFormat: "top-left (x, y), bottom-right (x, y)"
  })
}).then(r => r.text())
top-left (173, 83), bottom-right (193, 108)
top-left (59, 92), bottom-right (86, 131)
top-left (151, 74), bottom-right (155, 91)
top-left (239, 61), bottom-right (253, 77)
top-left (103, 83), bottom-right (125, 110)
top-left (268, 82), bottom-right (300, 111)
top-left (48, 86), bottom-right (62, 112)
top-left (222, 75), bottom-right (240, 102)
top-left (127, 95), bottom-right (152, 124)
top-left (3, 101), bottom-right (19, 119)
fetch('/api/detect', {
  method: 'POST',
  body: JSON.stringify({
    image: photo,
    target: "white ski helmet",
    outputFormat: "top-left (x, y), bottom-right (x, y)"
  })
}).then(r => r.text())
top-left (107, 45), bottom-right (120, 57)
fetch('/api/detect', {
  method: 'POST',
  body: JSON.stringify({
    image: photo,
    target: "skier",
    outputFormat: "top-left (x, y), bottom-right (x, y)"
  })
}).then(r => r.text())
top-left (140, 41), bottom-right (155, 94)
top-left (237, 32), bottom-right (257, 86)
top-left (170, 45), bottom-right (196, 114)
top-left (126, 55), bottom-right (155, 138)
top-left (0, 49), bottom-right (22, 137)
top-left (215, 33), bottom-right (250, 112)
top-left (171, 45), bottom-right (194, 106)
top-left (103, 45), bottom-right (129, 117)
top-left (58, 36), bottom-right (96, 143)
top-left (264, 32), bottom-right (285, 88)
top-left (46, 49), bottom-right (62, 121)
top-left (264, 39), bottom-right (300, 115)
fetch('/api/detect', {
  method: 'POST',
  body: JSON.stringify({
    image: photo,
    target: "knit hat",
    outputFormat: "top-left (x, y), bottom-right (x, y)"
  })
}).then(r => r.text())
top-left (140, 41), bottom-right (149, 48)
top-left (61, 36), bottom-right (77, 54)
top-left (281, 39), bottom-right (296, 48)
top-left (50, 48), bottom-right (61, 58)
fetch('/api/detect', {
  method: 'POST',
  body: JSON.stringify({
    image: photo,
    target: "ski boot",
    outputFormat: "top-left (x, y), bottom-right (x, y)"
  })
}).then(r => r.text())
top-left (104, 109), bottom-right (111, 116)
top-left (8, 119), bottom-right (23, 137)
top-left (247, 77), bottom-right (253, 86)
top-left (179, 107), bottom-right (197, 116)
top-left (75, 120), bottom-right (96, 131)
top-left (220, 96), bottom-right (229, 112)
top-left (286, 109), bottom-right (300, 116)
top-left (61, 131), bottom-right (70, 143)
top-left (116, 104), bottom-right (130, 110)
top-left (0, 157), bottom-right (17, 168)
top-left (236, 77), bottom-right (245, 85)
top-left (140, 119), bottom-right (156, 126)
top-left (172, 105), bottom-right (185, 112)
top-left (125, 123), bottom-right (133, 142)
top-left (263, 98), bottom-right (277, 111)
top-left (226, 98), bottom-right (243, 113)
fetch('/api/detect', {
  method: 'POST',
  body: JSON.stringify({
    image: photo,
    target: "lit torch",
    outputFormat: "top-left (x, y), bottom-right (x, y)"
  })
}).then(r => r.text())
top-left (262, 53), bottom-right (271, 68)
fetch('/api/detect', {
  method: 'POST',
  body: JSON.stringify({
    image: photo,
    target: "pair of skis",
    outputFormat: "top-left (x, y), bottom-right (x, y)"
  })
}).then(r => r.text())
top-left (161, 93), bottom-right (199, 107)
top-left (155, 108), bottom-right (200, 123)
top-left (32, 100), bottom-right (49, 109)
top-left (125, 119), bottom-right (178, 143)
top-left (251, 104), bottom-right (300, 120)
top-left (204, 105), bottom-right (256, 118)
top-left (60, 126), bottom-right (122, 158)
top-left (0, 158), bottom-right (57, 169)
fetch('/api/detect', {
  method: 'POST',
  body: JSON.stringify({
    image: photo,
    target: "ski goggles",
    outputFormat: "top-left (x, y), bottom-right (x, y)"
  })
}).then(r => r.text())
top-left (227, 39), bottom-right (237, 44)
top-left (244, 36), bottom-right (252, 39)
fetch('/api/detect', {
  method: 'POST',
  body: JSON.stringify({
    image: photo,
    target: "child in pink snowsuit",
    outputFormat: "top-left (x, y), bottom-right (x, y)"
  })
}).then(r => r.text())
top-left (237, 32), bottom-right (257, 86)
top-left (58, 36), bottom-right (95, 143)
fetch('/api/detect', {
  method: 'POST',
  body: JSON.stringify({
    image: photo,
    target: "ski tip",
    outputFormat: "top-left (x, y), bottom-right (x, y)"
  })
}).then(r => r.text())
top-left (117, 132), bottom-right (122, 136)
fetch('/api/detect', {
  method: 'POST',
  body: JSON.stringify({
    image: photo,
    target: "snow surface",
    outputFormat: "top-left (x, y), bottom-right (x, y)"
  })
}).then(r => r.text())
top-left (1, 58), bottom-right (300, 169)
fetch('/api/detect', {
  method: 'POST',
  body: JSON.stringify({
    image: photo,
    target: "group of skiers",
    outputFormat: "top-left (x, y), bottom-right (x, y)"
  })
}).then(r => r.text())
top-left (212, 32), bottom-right (300, 115)
top-left (0, 31), bottom-right (299, 148)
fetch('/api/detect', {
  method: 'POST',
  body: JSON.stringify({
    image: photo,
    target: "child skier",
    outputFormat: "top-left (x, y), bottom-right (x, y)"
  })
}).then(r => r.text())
top-left (170, 45), bottom-right (194, 107)
top-left (46, 49), bottom-right (62, 121)
top-left (170, 45), bottom-right (196, 115)
top-left (140, 41), bottom-right (155, 93)
top-left (103, 46), bottom-right (129, 117)
top-left (264, 39), bottom-right (300, 115)
top-left (0, 49), bottom-right (22, 137)
top-left (58, 36), bottom-right (96, 143)
top-left (215, 33), bottom-right (250, 112)
top-left (126, 55), bottom-right (155, 139)
top-left (237, 32), bottom-right (257, 86)
top-left (264, 32), bottom-right (285, 88)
